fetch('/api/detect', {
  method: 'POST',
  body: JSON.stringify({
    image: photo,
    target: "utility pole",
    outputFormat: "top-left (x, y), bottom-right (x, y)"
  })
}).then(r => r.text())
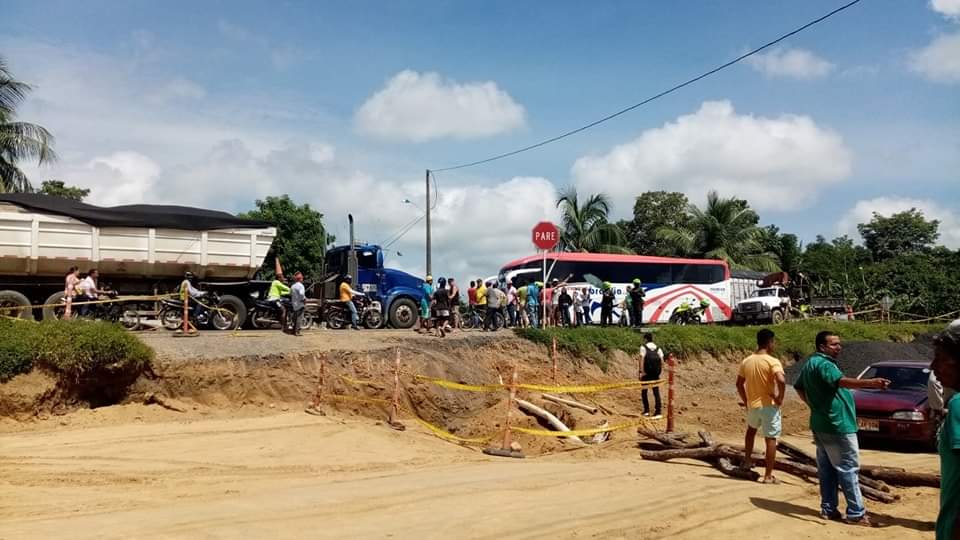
top-left (425, 169), bottom-right (432, 276)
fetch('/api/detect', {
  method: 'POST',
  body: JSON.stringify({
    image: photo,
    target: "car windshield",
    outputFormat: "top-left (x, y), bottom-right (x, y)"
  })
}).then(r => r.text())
top-left (860, 365), bottom-right (930, 391)
top-left (752, 289), bottom-right (776, 297)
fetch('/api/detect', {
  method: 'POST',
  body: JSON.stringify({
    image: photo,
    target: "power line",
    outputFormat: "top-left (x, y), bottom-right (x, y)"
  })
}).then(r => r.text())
top-left (430, 0), bottom-right (863, 173)
top-left (383, 214), bottom-right (426, 248)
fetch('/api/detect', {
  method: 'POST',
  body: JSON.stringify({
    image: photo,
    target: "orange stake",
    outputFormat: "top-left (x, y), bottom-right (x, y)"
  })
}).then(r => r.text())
top-left (666, 353), bottom-right (676, 433)
top-left (501, 363), bottom-right (519, 450)
top-left (182, 292), bottom-right (189, 333)
top-left (389, 348), bottom-right (403, 429)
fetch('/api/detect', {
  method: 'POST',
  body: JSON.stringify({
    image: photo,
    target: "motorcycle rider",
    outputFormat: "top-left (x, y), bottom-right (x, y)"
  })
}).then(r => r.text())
top-left (267, 272), bottom-right (291, 328)
top-left (76, 269), bottom-right (110, 317)
top-left (180, 271), bottom-right (208, 319)
top-left (339, 274), bottom-right (365, 330)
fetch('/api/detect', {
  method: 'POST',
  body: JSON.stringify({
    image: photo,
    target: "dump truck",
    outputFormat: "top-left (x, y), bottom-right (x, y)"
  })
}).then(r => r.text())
top-left (0, 193), bottom-right (276, 325)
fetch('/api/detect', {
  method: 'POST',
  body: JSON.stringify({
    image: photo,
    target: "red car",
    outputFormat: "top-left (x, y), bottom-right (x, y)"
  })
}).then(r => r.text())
top-left (852, 361), bottom-right (937, 447)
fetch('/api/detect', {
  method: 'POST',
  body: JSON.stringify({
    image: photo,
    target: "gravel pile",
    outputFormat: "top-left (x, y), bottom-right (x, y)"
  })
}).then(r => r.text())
top-left (785, 335), bottom-right (934, 385)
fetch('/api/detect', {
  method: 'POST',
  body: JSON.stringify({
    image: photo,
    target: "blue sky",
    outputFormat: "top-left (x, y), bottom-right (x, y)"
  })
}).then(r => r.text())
top-left (2, 0), bottom-right (958, 278)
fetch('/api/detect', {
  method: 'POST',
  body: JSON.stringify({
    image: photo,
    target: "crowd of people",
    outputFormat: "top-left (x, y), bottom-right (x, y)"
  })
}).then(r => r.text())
top-left (418, 275), bottom-right (650, 337)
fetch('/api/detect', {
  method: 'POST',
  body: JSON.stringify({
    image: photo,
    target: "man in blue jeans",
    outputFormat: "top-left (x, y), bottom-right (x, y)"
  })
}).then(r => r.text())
top-left (794, 330), bottom-right (890, 527)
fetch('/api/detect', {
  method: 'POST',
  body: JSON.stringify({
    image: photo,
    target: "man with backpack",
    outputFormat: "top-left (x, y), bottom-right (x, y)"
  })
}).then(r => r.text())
top-left (640, 333), bottom-right (664, 418)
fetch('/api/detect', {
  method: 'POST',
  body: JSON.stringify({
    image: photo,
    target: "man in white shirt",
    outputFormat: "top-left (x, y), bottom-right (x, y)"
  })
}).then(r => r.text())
top-left (289, 271), bottom-right (306, 336)
top-left (77, 269), bottom-right (107, 316)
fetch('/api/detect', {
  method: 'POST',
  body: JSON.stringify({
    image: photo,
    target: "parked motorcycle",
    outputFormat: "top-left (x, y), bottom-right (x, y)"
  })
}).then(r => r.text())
top-left (323, 294), bottom-right (382, 329)
top-left (248, 297), bottom-right (316, 331)
top-left (72, 289), bottom-right (140, 329)
top-left (669, 299), bottom-right (711, 325)
top-left (158, 291), bottom-right (239, 331)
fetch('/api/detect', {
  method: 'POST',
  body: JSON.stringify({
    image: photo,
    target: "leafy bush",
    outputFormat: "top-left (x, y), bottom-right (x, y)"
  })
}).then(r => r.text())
top-left (0, 320), bottom-right (153, 381)
top-left (516, 321), bottom-right (942, 365)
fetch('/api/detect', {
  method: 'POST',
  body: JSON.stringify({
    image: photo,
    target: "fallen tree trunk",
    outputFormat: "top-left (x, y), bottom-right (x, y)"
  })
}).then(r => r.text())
top-left (638, 428), bottom-right (703, 449)
top-left (860, 468), bottom-right (940, 488)
top-left (638, 446), bottom-right (720, 461)
top-left (776, 440), bottom-right (817, 465)
top-left (515, 398), bottom-right (585, 445)
top-left (716, 456), bottom-right (760, 481)
top-left (542, 394), bottom-right (599, 414)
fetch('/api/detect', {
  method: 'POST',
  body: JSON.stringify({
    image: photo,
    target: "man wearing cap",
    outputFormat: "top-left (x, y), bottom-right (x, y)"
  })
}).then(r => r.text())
top-left (629, 279), bottom-right (645, 328)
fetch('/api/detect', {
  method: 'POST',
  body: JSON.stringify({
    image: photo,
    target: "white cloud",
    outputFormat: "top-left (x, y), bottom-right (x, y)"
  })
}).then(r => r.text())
top-left (837, 197), bottom-right (960, 249)
top-left (909, 32), bottom-right (960, 83)
top-left (6, 40), bottom-right (552, 278)
top-left (355, 70), bottom-right (526, 142)
top-left (931, 0), bottom-right (960, 19)
top-left (146, 77), bottom-right (207, 104)
top-left (745, 47), bottom-right (834, 79)
top-left (572, 100), bottom-right (851, 214)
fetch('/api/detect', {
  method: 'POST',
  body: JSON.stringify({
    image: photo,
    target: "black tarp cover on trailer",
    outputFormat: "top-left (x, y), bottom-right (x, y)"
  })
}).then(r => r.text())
top-left (0, 193), bottom-right (272, 230)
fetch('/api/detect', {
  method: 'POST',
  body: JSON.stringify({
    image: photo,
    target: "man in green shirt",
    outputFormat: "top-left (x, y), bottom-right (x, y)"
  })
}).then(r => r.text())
top-left (267, 273), bottom-right (291, 328)
top-left (933, 325), bottom-right (960, 540)
top-left (794, 330), bottom-right (889, 526)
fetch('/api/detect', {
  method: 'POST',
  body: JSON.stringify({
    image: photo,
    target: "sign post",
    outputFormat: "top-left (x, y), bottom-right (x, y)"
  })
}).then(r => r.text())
top-left (532, 222), bottom-right (560, 328)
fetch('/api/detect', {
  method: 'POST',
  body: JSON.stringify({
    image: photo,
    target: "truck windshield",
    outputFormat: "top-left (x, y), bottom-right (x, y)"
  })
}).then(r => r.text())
top-left (752, 289), bottom-right (777, 297)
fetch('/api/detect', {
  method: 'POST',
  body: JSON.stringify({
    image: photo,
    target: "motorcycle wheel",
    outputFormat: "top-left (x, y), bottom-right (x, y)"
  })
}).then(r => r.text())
top-left (159, 308), bottom-right (184, 330)
top-left (669, 313), bottom-right (683, 325)
top-left (250, 309), bottom-right (275, 330)
top-left (326, 311), bottom-right (345, 330)
top-left (121, 308), bottom-right (141, 330)
top-left (297, 313), bottom-right (314, 331)
top-left (363, 310), bottom-right (382, 329)
top-left (211, 302), bottom-right (239, 331)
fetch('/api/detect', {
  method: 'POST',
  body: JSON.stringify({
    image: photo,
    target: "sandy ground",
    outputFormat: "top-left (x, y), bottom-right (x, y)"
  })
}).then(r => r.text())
top-left (0, 409), bottom-right (938, 540)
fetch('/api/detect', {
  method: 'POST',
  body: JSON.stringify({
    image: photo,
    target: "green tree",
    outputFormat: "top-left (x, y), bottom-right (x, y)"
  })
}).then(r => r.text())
top-left (857, 208), bottom-right (940, 261)
top-left (0, 56), bottom-right (56, 192)
top-left (39, 180), bottom-right (89, 201)
top-left (238, 195), bottom-right (333, 279)
top-left (655, 191), bottom-right (778, 271)
top-left (619, 191), bottom-right (691, 256)
top-left (555, 187), bottom-right (631, 253)
top-left (758, 225), bottom-right (803, 275)
top-left (799, 235), bottom-right (870, 299)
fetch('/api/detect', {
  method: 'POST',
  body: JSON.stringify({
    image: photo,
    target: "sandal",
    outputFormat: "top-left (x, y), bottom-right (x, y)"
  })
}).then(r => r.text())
top-left (761, 476), bottom-right (780, 484)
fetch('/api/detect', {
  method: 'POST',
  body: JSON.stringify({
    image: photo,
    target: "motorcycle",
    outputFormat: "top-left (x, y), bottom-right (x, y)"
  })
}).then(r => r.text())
top-left (72, 289), bottom-right (140, 329)
top-left (669, 300), bottom-right (711, 325)
top-left (323, 294), bottom-right (382, 330)
top-left (158, 291), bottom-right (239, 331)
top-left (248, 297), bottom-right (316, 331)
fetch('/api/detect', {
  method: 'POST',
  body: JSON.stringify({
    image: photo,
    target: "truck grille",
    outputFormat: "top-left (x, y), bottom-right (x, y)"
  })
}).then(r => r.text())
top-left (740, 302), bottom-right (762, 312)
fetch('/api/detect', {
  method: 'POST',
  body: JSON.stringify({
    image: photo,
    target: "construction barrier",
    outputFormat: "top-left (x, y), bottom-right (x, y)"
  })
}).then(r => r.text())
top-left (312, 348), bottom-right (666, 452)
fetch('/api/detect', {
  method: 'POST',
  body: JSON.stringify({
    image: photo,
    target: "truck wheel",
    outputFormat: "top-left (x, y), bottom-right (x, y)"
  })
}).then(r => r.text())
top-left (0, 290), bottom-right (34, 321)
top-left (771, 309), bottom-right (785, 325)
top-left (42, 291), bottom-right (67, 320)
top-left (389, 298), bottom-right (418, 329)
top-left (217, 295), bottom-right (246, 329)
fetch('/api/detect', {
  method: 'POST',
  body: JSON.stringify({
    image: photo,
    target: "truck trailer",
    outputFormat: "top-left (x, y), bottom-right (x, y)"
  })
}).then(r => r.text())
top-left (0, 193), bottom-right (276, 325)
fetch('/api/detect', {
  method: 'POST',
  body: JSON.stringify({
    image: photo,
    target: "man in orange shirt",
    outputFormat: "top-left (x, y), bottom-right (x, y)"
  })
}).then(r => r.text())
top-left (736, 328), bottom-right (786, 483)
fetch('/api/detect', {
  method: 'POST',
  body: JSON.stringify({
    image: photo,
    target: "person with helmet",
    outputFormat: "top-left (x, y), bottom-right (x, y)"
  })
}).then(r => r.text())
top-left (179, 271), bottom-right (208, 321)
top-left (629, 278), bottom-right (645, 328)
top-left (600, 281), bottom-right (615, 327)
top-left (268, 272), bottom-right (291, 329)
top-left (339, 274), bottom-right (364, 330)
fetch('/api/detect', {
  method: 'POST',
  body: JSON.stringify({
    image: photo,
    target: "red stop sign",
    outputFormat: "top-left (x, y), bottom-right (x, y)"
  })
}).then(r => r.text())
top-left (532, 221), bottom-right (560, 250)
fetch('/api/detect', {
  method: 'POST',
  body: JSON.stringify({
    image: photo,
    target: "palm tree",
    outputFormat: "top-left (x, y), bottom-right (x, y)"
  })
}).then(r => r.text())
top-left (0, 56), bottom-right (56, 192)
top-left (656, 191), bottom-right (779, 271)
top-left (555, 187), bottom-right (631, 254)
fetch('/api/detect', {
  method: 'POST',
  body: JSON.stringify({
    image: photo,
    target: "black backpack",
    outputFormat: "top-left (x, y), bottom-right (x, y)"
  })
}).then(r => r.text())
top-left (643, 344), bottom-right (662, 376)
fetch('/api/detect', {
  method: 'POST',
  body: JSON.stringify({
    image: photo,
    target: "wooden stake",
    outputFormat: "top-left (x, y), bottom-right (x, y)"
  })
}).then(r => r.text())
top-left (502, 363), bottom-right (519, 450)
top-left (389, 348), bottom-right (405, 430)
top-left (182, 291), bottom-right (190, 333)
top-left (666, 353), bottom-right (676, 433)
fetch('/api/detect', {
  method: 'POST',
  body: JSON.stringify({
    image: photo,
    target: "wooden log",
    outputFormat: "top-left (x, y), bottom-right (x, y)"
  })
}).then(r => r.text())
top-left (776, 440), bottom-right (817, 465)
top-left (859, 464), bottom-right (906, 476)
top-left (637, 428), bottom-right (703, 449)
top-left (716, 456), bottom-right (760, 482)
top-left (698, 430), bottom-right (715, 447)
top-left (542, 394), bottom-right (599, 414)
top-left (515, 398), bottom-right (585, 445)
top-left (857, 474), bottom-right (892, 493)
top-left (638, 446), bottom-right (721, 461)
top-left (861, 484), bottom-right (900, 504)
top-left (860, 469), bottom-right (940, 488)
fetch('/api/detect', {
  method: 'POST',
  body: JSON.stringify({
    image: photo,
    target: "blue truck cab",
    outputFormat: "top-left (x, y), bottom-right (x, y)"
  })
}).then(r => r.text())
top-left (324, 244), bottom-right (425, 329)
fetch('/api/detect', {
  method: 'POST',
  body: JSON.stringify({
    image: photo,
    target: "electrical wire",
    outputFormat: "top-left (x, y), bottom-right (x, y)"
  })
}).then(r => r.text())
top-left (380, 213), bottom-right (424, 246)
top-left (430, 0), bottom-right (863, 173)
top-left (383, 214), bottom-right (426, 248)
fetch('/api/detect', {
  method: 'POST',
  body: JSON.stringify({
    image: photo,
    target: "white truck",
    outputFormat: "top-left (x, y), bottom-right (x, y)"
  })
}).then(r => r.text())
top-left (732, 285), bottom-right (793, 324)
top-left (0, 193), bottom-right (276, 325)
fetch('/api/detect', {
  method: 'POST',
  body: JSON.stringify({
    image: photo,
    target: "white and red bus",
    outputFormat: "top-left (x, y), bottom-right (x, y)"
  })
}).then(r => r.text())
top-left (498, 252), bottom-right (733, 324)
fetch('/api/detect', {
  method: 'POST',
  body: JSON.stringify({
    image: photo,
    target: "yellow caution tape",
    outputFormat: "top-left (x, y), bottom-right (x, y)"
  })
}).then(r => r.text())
top-left (322, 394), bottom-right (494, 445)
top-left (414, 375), bottom-right (503, 393)
top-left (511, 419), bottom-right (650, 438)
top-left (517, 379), bottom-right (665, 393)
top-left (339, 375), bottom-right (385, 387)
